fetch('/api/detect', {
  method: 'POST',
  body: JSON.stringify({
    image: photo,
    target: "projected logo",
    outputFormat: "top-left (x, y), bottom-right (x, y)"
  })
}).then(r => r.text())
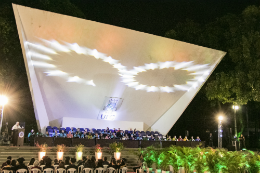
top-left (25, 39), bottom-right (211, 93)
top-left (98, 97), bottom-right (123, 120)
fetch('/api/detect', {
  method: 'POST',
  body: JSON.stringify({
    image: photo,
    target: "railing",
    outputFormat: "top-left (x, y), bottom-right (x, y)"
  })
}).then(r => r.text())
top-left (34, 137), bottom-right (205, 148)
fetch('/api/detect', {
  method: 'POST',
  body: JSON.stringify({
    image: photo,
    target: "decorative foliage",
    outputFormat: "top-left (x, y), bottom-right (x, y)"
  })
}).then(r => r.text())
top-left (142, 146), bottom-right (260, 172)
top-left (95, 144), bottom-right (102, 153)
top-left (57, 144), bottom-right (65, 152)
top-left (109, 142), bottom-right (124, 153)
top-left (37, 143), bottom-right (48, 152)
top-left (75, 144), bottom-right (84, 152)
top-left (143, 146), bottom-right (159, 168)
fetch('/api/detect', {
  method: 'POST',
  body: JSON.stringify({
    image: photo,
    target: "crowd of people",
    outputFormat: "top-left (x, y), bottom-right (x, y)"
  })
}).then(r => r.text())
top-left (1, 155), bottom-right (127, 173)
top-left (28, 127), bottom-right (201, 142)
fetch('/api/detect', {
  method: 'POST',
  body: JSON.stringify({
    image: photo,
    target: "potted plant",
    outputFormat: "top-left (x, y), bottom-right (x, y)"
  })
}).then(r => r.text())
top-left (168, 146), bottom-right (181, 173)
top-left (158, 150), bottom-right (171, 173)
top-left (143, 146), bottom-right (158, 173)
top-left (95, 144), bottom-right (102, 161)
top-left (109, 142), bottom-right (124, 160)
top-left (75, 144), bottom-right (84, 161)
top-left (57, 144), bottom-right (65, 160)
top-left (38, 143), bottom-right (48, 161)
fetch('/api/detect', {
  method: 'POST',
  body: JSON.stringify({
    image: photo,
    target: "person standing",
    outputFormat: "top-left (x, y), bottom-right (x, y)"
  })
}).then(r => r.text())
top-left (209, 133), bottom-right (213, 147)
top-left (11, 122), bottom-right (21, 130)
top-left (239, 134), bottom-right (246, 150)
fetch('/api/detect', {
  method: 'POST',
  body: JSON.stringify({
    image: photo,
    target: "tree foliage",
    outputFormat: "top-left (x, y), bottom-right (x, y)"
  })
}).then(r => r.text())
top-left (166, 6), bottom-right (260, 105)
top-left (0, 0), bottom-right (85, 132)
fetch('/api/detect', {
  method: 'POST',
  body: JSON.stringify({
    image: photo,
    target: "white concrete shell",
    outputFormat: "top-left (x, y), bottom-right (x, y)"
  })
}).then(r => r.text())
top-left (13, 4), bottom-right (225, 134)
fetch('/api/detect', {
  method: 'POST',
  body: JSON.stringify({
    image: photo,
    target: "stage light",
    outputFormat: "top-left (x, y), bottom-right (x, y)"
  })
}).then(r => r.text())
top-left (67, 76), bottom-right (82, 83)
top-left (158, 61), bottom-right (175, 69)
top-left (174, 61), bottom-right (193, 70)
top-left (184, 64), bottom-right (208, 71)
top-left (45, 70), bottom-right (67, 76)
top-left (71, 43), bottom-right (87, 54)
top-left (0, 95), bottom-right (8, 106)
top-left (31, 61), bottom-right (56, 68)
top-left (198, 77), bottom-right (205, 82)
top-left (113, 63), bottom-right (126, 70)
top-left (29, 52), bottom-right (52, 60)
top-left (26, 42), bottom-right (56, 54)
top-left (126, 82), bottom-right (139, 87)
top-left (135, 85), bottom-right (147, 90)
top-left (218, 115), bottom-right (223, 121)
top-left (160, 86), bottom-right (174, 93)
top-left (174, 85), bottom-right (189, 91)
top-left (145, 63), bottom-right (158, 70)
top-left (147, 86), bottom-right (159, 92)
top-left (122, 79), bottom-right (136, 83)
top-left (42, 40), bottom-right (70, 52)
top-left (232, 105), bottom-right (239, 110)
top-left (103, 56), bottom-right (118, 64)
top-left (27, 39), bottom-right (214, 93)
top-left (133, 66), bottom-right (146, 72)
top-left (86, 80), bottom-right (96, 86)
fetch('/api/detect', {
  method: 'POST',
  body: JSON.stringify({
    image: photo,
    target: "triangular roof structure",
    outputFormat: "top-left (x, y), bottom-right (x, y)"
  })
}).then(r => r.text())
top-left (13, 4), bottom-right (225, 134)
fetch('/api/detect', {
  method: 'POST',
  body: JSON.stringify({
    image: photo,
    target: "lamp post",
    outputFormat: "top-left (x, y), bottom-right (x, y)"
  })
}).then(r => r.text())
top-left (232, 105), bottom-right (239, 137)
top-left (218, 115), bottom-right (223, 148)
top-left (0, 95), bottom-right (8, 134)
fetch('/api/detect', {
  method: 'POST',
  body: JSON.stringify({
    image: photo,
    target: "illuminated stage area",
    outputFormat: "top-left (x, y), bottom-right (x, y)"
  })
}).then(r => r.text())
top-left (13, 4), bottom-right (225, 134)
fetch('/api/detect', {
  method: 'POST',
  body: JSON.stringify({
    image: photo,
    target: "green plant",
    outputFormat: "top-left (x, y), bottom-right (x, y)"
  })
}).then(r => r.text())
top-left (176, 146), bottom-right (195, 173)
top-left (143, 146), bottom-right (159, 168)
top-left (168, 146), bottom-right (181, 172)
top-left (158, 149), bottom-right (171, 171)
top-left (205, 148), bottom-right (226, 173)
top-left (109, 142), bottom-right (124, 153)
top-left (57, 144), bottom-right (65, 152)
top-left (75, 144), bottom-right (84, 152)
top-left (247, 150), bottom-right (260, 173)
top-left (193, 147), bottom-right (206, 173)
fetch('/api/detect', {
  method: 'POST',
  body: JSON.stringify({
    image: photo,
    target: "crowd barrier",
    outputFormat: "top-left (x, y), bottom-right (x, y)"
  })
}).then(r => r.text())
top-left (34, 137), bottom-right (205, 148)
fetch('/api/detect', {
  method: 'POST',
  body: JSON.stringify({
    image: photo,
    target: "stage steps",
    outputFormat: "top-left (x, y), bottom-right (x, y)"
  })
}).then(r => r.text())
top-left (0, 146), bottom-right (139, 172)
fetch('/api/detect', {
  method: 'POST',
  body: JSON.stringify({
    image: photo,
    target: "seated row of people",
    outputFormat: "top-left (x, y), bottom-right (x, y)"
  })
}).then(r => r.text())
top-left (166, 135), bottom-right (201, 141)
top-left (1, 155), bottom-right (127, 172)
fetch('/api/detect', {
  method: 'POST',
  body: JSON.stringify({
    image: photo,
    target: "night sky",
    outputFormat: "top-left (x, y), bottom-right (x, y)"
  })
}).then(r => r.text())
top-left (69, 0), bottom-right (260, 146)
top-left (3, 0), bottom-right (260, 147)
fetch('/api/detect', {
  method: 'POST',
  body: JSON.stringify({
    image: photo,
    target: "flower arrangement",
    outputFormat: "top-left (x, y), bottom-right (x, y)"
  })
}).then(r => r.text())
top-left (109, 142), bottom-right (124, 153)
top-left (95, 144), bottom-right (102, 153)
top-left (57, 144), bottom-right (65, 152)
top-left (38, 143), bottom-right (48, 152)
top-left (75, 144), bottom-right (84, 152)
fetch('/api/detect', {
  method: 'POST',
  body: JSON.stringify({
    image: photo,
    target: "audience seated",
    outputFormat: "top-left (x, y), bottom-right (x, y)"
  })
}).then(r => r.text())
top-left (66, 158), bottom-right (78, 170)
top-left (11, 160), bottom-right (16, 168)
top-left (1, 156), bottom-right (12, 168)
top-left (54, 159), bottom-right (59, 165)
top-left (2, 160), bottom-right (13, 171)
top-left (43, 158), bottom-right (54, 170)
top-left (31, 160), bottom-right (42, 170)
top-left (102, 157), bottom-right (109, 166)
top-left (58, 162), bottom-right (66, 169)
top-left (28, 158), bottom-right (35, 166)
top-left (15, 157), bottom-right (29, 171)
